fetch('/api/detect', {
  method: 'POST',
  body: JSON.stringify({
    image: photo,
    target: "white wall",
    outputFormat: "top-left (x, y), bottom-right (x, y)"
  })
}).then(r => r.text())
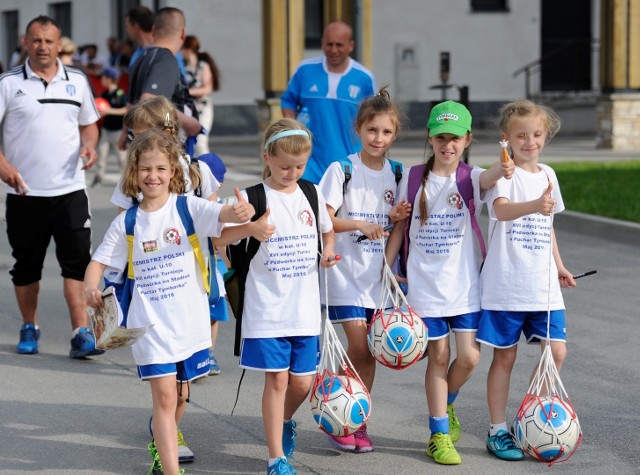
top-left (371, 0), bottom-right (540, 101)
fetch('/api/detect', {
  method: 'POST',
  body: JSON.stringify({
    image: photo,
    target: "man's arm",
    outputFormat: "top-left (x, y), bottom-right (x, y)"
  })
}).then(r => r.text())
top-left (0, 148), bottom-right (29, 194)
top-left (79, 123), bottom-right (100, 170)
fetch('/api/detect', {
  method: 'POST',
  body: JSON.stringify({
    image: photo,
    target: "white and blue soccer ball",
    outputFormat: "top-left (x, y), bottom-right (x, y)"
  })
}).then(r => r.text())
top-left (367, 308), bottom-right (427, 369)
top-left (513, 395), bottom-right (582, 463)
top-left (309, 375), bottom-right (371, 437)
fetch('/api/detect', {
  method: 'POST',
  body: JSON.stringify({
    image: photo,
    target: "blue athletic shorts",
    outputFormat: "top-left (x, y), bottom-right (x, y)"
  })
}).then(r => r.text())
top-left (240, 335), bottom-right (320, 375)
top-left (328, 305), bottom-right (375, 324)
top-left (421, 312), bottom-right (480, 340)
top-left (210, 295), bottom-right (229, 322)
top-left (137, 348), bottom-right (210, 382)
top-left (476, 310), bottom-right (566, 348)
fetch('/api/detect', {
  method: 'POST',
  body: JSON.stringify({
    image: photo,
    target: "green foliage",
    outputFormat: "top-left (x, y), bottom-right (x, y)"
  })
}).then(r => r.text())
top-left (550, 161), bottom-right (640, 223)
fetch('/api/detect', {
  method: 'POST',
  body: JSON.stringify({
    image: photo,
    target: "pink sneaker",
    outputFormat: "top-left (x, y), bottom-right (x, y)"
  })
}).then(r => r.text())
top-left (327, 433), bottom-right (356, 451)
top-left (353, 424), bottom-right (374, 453)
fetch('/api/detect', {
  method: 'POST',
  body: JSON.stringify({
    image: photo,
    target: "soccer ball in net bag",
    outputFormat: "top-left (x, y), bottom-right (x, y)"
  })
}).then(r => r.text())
top-left (367, 307), bottom-right (427, 369)
top-left (513, 395), bottom-right (582, 463)
top-left (309, 375), bottom-right (371, 436)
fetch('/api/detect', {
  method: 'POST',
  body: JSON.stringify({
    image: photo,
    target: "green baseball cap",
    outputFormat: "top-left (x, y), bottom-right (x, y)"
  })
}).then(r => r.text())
top-left (427, 101), bottom-right (472, 137)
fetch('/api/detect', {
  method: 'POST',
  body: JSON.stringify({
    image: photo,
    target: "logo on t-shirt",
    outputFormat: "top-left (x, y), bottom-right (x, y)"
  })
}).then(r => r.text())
top-left (163, 227), bottom-right (181, 245)
top-left (15, 89), bottom-right (25, 97)
top-left (384, 188), bottom-right (395, 206)
top-left (447, 192), bottom-right (463, 210)
top-left (298, 209), bottom-right (313, 227)
top-left (143, 240), bottom-right (159, 253)
top-left (348, 85), bottom-right (361, 99)
top-left (309, 84), bottom-right (318, 92)
top-left (65, 84), bottom-right (76, 96)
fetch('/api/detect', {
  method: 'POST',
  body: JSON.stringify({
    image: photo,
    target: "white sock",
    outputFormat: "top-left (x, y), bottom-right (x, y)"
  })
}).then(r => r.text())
top-left (489, 422), bottom-right (508, 436)
top-left (268, 457), bottom-right (283, 466)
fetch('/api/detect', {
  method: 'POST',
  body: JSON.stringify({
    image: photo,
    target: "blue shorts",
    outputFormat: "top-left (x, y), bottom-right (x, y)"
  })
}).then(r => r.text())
top-left (137, 348), bottom-right (210, 382)
top-left (421, 312), bottom-right (480, 340)
top-left (240, 335), bottom-right (320, 375)
top-left (210, 295), bottom-right (229, 322)
top-left (476, 310), bottom-right (566, 348)
top-left (328, 306), bottom-right (375, 324)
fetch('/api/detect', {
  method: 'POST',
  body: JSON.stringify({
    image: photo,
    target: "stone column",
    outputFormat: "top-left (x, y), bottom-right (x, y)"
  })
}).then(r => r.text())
top-left (596, 0), bottom-right (640, 149)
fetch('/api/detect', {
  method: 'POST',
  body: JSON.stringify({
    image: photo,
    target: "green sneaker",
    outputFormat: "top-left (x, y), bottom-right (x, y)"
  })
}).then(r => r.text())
top-left (447, 403), bottom-right (461, 443)
top-left (486, 430), bottom-right (524, 461)
top-left (177, 428), bottom-right (195, 462)
top-left (148, 441), bottom-right (185, 474)
top-left (426, 432), bottom-right (462, 465)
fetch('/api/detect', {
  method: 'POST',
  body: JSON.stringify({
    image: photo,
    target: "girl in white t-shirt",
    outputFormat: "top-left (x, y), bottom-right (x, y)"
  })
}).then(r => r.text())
top-left (477, 100), bottom-right (576, 462)
top-left (225, 118), bottom-right (337, 475)
top-left (317, 87), bottom-right (411, 453)
top-left (385, 101), bottom-right (513, 465)
top-left (84, 129), bottom-right (254, 475)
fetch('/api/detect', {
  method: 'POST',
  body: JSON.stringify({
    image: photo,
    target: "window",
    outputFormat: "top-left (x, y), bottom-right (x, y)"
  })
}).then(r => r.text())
top-left (304, 0), bottom-right (323, 49)
top-left (471, 0), bottom-right (508, 12)
top-left (3, 10), bottom-right (19, 68)
top-left (49, 2), bottom-right (72, 37)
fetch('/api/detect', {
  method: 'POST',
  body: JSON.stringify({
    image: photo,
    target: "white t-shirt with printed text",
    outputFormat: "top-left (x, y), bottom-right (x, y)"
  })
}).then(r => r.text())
top-left (481, 164), bottom-right (565, 311)
top-left (240, 183), bottom-right (333, 339)
top-left (92, 193), bottom-right (224, 366)
top-left (400, 165), bottom-right (486, 317)
top-left (318, 154), bottom-right (399, 308)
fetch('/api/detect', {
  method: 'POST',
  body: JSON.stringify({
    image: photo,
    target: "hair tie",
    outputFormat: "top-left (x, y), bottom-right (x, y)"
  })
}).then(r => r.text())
top-left (164, 112), bottom-right (171, 127)
top-left (264, 130), bottom-right (310, 150)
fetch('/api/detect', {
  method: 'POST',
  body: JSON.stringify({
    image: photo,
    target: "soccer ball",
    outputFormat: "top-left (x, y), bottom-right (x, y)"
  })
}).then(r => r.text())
top-left (367, 307), bottom-right (427, 369)
top-left (513, 395), bottom-right (582, 463)
top-left (309, 374), bottom-right (371, 436)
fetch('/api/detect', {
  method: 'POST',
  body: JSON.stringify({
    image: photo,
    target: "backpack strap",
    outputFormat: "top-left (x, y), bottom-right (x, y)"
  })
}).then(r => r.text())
top-left (189, 157), bottom-right (202, 198)
top-left (124, 204), bottom-right (138, 280)
top-left (455, 162), bottom-right (487, 260)
top-left (175, 195), bottom-right (210, 294)
top-left (388, 158), bottom-right (404, 186)
top-left (297, 178), bottom-right (322, 260)
top-left (400, 164), bottom-right (426, 276)
top-left (232, 183), bottom-right (267, 357)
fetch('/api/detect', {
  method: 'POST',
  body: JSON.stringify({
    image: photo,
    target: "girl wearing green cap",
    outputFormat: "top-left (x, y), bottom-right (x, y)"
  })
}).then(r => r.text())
top-left (386, 100), bottom-right (513, 465)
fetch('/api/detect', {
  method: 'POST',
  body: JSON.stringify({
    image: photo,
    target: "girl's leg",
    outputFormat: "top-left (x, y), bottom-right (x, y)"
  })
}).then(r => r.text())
top-left (448, 332), bottom-right (481, 393)
top-left (263, 370), bottom-right (290, 458)
top-left (342, 320), bottom-right (376, 391)
top-left (174, 381), bottom-right (189, 427)
top-left (283, 374), bottom-right (313, 421)
top-left (210, 321), bottom-right (219, 351)
top-left (487, 346), bottom-right (517, 424)
top-left (425, 338), bottom-right (450, 418)
top-left (149, 376), bottom-right (180, 475)
top-left (548, 340), bottom-right (567, 370)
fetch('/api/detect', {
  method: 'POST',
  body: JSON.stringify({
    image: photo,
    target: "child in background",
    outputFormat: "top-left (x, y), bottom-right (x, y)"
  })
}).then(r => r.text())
top-left (385, 101), bottom-right (513, 465)
top-left (317, 86), bottom-right (411, 453)
top-left (197, 152), bottom-right (229, 375)
top-left (477, 100), bottom-right (576, 461)
top-left (84, 129), bottom-right (254, 475)
top-left (92, 67), bottom-right (127, 187)
top-left (111, 96), bottom-right (221, 212)
top-left (227, 118), bottom-right (337, 475)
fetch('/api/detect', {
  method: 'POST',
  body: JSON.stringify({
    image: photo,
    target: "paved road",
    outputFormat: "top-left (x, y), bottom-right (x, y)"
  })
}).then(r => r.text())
top-left (1, 135), bottom-right (639, 474)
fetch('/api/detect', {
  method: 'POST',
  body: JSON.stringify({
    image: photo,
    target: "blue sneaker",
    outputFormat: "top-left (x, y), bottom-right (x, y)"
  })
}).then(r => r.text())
top-left (209, 350), bottom-right (221, 375)
top-left (17, 323), bottom-right (40, 354)
top-left (486, 430), bottom-right (524, 461)
top-left (267, 456), bottom-right (297, 475)
top-left (69, 327), bottom-right (105, 358)
top-left (282, 419), bottom-right (297, 458)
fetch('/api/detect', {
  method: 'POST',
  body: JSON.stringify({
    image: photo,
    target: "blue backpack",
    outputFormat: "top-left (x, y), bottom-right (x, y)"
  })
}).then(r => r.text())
top-left (111, 195), bottom-right (217, 326)
top-left (337, 156), bottom-right (403, 196)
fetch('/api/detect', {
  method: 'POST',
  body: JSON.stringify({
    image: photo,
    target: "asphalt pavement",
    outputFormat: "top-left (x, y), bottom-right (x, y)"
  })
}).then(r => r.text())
top-left (1, 133), bottom-right (639, 474)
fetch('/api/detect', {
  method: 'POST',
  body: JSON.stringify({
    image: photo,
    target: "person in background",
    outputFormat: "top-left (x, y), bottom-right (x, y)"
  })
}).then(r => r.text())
top-left (181, 35), bottom-right (221, 157)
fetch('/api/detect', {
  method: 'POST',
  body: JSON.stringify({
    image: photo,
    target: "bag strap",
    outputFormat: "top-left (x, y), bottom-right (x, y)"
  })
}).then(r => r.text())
top-left (388, 158), bottom-right (404, 186)
top-left (455, 162), bottom-right (487, 260)
top-left (189, 157), bottom-right (202, 198)
top-left (297, 178), bottom-right (322, 260)
top-left (401, 164), bottom-right (426, 276)
top-left (175, 195), bottom-right (210, 295)
top-left (124, 204), bottom-right (139, 280)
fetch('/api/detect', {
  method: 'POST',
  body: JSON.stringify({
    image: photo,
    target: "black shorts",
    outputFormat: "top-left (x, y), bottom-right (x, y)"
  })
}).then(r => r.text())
top-left (6, 190), bottom-right (91, 285)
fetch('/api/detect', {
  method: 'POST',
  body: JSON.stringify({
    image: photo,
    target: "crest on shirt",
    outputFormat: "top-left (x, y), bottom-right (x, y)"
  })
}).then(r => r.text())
top-left (383, 188), bottom-right (395, 206)
top-left (447, 191), bottom-right (463, 210)
top-left (298, 209), bottom-right (313, 227)
top-left (163, 227), bottom-right (181, 245)
top-left (348, 85), bottom-right (361, 99)
top-left (143, 240), bottom-right (159, 253)
top-left (66, 84), bottom-right (76, 96)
